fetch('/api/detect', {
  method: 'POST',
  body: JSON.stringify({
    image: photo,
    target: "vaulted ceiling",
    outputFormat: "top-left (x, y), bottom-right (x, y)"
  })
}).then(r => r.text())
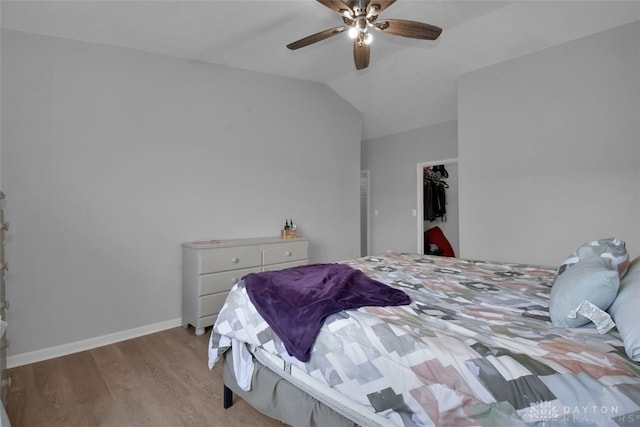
top-left (2, 1), bottom-right (638, 140)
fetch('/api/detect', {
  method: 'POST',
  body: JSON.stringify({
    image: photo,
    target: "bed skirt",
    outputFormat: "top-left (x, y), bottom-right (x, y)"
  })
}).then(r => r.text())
top-left (222, 350), bottom-right (357, 427)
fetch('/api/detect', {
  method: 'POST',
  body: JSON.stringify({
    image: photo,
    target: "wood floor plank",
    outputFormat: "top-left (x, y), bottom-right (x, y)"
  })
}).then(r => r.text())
top-left (6, 327), bottom-right (286, 427)
top-left (30, 358), bottom-right (78, 424)
top-left (60, 351), bottom-right (111, 404)
top-left (89, 340), bottom-right (138, 396)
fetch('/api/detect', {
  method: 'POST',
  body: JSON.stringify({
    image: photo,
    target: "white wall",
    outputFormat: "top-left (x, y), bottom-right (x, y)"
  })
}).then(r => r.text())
top-left (362, 121), bottom-right (457, 255)
top-left (1, 30), bottom-right (362, 359)
top-left (458, 22), bottom-right (640, 266)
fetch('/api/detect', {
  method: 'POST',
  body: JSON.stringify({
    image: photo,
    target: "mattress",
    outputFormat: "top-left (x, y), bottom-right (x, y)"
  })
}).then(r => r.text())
top-left (209, 252), bottom-right (640, 426)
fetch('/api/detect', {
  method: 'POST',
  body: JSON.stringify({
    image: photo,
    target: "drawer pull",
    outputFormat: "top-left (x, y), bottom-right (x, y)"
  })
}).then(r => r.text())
top-left (231, 257), bottom-right (239, 264)
top-left (285, 251), bottom-right (292, 257)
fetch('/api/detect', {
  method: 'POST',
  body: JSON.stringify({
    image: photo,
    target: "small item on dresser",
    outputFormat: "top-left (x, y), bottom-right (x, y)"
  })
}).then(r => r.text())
top-left (281, 219), bottom-right (297, 239)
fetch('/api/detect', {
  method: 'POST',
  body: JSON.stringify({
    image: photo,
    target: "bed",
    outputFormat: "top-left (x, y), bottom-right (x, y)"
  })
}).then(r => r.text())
top-left (208, 252), bottom-right (640, 426)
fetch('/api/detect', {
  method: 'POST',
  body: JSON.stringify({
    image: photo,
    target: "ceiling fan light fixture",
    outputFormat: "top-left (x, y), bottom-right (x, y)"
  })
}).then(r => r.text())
top-left (287, 0), bottom-right (442, 70)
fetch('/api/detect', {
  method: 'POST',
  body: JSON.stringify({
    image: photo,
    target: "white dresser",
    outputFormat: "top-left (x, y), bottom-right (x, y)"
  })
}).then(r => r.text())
top-left (1, 192), bottom-right (10, 426)
top-left (181, 236), bottom-right (309, 335)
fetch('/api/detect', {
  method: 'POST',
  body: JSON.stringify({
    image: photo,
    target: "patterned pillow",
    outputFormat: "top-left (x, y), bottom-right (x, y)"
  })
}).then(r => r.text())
top-left (550, 256), bottom-right (619, 330)
top-left (608, 257), bottom-right (640, 361)
top-left (556, 238), bottom-right (630, 279)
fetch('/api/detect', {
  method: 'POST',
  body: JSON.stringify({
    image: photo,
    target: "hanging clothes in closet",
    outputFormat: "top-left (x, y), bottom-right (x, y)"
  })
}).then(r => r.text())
top-left (423, 165), bottom-right (449, 222)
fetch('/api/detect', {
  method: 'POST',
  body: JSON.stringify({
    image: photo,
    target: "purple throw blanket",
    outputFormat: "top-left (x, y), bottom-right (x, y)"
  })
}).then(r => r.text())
top-left (244, 263), bottom-right (410, 362)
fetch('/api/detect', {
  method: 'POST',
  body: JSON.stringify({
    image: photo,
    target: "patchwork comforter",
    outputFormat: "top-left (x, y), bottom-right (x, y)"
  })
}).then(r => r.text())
top-left (209, 253), bottom-right (640, 426)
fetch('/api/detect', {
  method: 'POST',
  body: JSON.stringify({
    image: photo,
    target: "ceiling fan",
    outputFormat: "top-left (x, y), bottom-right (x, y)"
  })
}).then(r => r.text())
top-left (287, 0), bottom-right (442, 70)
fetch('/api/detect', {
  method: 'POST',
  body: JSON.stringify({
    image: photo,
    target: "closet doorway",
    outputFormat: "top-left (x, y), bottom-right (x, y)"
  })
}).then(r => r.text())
top-left (416, 159), bottom-right (459, 256)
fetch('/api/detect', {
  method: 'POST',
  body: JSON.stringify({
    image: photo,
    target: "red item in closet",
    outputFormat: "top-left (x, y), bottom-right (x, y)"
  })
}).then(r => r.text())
top-left (425, 226), bottom-right (455, 257)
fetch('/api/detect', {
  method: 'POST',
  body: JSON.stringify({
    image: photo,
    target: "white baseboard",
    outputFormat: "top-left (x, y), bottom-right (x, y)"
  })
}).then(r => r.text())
top-left (7, 317), bottom-right (183, 368)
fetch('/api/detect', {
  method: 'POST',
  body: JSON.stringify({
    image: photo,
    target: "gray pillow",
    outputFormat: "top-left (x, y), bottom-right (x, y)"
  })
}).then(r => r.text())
top-left (608, 257), bottom-right (640, 361)
top-left (550, 256), bottom-right (620, 329)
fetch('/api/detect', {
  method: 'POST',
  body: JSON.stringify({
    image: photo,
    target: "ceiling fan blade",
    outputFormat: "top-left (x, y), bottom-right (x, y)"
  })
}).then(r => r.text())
top-left (316, 0), bottom-right (353, 16)
top-left (287, 26), bottom-right (347, 50)
top-left (367, 0), bottom-right (397, 18)
top-left (374, 19), bottom-right (442, 40)
top-left (353, 40), bottom-right (370, 70)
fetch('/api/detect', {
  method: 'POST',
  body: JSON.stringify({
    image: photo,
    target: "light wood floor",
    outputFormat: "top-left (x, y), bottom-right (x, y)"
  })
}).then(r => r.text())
top-left (5, 327), bottom-right (286, 427)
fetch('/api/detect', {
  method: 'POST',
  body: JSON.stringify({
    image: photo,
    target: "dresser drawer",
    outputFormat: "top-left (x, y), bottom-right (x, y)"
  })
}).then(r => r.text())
top-left (262, 259), bottom-right (307, 272)
top-left (262, 241), bottom-right (308, 266)
top-left (200, 246), bottom-right (262, 274)
top-left (200, 267), bottom-right (261, 296)
top-left (199, 292), bottom-right (230, 317)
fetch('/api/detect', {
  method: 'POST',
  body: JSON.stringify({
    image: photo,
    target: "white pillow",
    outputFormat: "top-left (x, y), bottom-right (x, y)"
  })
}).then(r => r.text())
top-left (608, 257), bottom-right (640, 361)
